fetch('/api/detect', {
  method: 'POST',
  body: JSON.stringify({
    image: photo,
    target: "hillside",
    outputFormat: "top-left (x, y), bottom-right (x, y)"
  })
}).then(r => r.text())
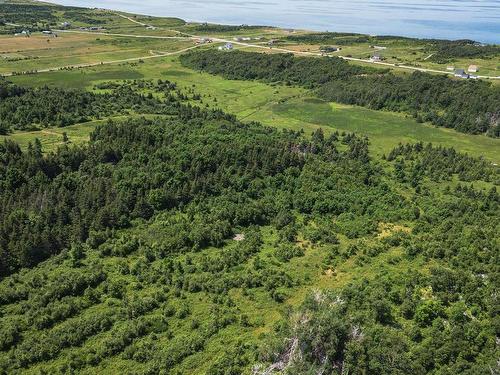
top-left (0, 1), bottom-right (499, 374)
top-left (0, 80), bottom-right (499, 374)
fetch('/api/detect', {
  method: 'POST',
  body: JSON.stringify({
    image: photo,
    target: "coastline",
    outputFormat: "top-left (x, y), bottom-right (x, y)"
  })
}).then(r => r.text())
top-left (42, 0), bottom-right (500, 44)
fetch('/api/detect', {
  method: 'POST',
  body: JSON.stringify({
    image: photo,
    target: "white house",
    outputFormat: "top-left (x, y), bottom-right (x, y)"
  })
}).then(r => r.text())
top-left (468, 65), bottom-right (478, 73)
top-left (370, 53), bottom-right (382, 62)
top-left (218, 43), bottom-right (233, 51)
top-left (454, 69), bottom-right (469, 79)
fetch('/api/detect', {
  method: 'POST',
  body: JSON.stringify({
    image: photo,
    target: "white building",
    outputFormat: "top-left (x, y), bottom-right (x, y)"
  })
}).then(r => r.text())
top-left (468, 65), bottom-right (478, 73)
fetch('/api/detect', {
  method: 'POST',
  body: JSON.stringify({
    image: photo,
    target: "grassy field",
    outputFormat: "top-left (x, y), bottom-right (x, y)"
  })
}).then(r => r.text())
top-left (0, 32), bottom-right (195, 74)
top-left (278, 36), bottom-right (500, 77)
top-left (0, 4), bottom-right (498, 374)
top-left (5, 55), bottom-right (500, 162)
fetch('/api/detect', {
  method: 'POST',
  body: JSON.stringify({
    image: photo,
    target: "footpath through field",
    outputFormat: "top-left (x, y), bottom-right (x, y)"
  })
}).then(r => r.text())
top-left (0, 44), bottom-right (203, 77)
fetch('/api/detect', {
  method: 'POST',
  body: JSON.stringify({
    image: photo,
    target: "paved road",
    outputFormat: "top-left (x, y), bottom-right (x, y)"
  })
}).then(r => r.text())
top-left (3, 28), bottom-right (499, 80)
top-left (76, 13), bottom-right (500, 80)
top-left (221, 39), bottom-right (500, 79)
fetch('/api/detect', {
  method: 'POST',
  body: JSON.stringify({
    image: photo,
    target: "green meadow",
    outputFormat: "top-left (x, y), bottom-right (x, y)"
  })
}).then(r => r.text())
top-left (6, 55), bottom-right (499, 162)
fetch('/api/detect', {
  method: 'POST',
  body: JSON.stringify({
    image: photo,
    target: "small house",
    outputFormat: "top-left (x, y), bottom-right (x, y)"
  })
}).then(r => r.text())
top-left (61, 21), bottom-right (71, 28)
top-left (370, 53), bottom-right (382, 62)
top-left (42, 30), bottom-right (53, 35)
top-left (468, 65), bottom-right (478, 73)
top-left (218, 43), bottom-right (233, 51)
top-left (15, 30), bottom-right (30, 37)
top-left (454, 69), bottom-right (469, 79)
top-left (320, 46), bottom-right (339, 53)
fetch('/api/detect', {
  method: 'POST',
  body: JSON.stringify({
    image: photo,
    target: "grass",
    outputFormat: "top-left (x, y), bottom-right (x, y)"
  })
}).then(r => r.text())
top-left (261, 98), bottom-right (500, 162)
top-left (0, 115), bottom-right (164, 152)
top-left (0, 33), bottom-right (194, 74)
top-left (0, 119), bottom-right (104, 150)
top-left (5, 54), bottom-right (500, 162)
top-left (279, 37), bottom-right (500, 77)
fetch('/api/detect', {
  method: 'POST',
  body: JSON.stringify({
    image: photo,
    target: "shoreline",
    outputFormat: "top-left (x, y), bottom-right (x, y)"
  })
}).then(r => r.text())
top-left (42, 0), bottom-right (500, 45)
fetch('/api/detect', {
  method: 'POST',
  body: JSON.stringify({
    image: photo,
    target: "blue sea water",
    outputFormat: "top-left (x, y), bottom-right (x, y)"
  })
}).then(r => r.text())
top-left (47, 0), bottom-right (500, 43)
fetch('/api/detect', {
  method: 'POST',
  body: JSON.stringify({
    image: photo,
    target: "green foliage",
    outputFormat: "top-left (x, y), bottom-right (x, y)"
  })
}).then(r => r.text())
top-left (180, 49), bottom-right (372, 88)
top-left (0, 49), bottom-right (498, 374)
top-left (181, 50), bottom-right (500, 136)
top-left (428, 39), bottom-right (500, 63)
top-left (0, 79), bottom-right (179, 132)
top-left (190, 23), bottom-right (266, 32)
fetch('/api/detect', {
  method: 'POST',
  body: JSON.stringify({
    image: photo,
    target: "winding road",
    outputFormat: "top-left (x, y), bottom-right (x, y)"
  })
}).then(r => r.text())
top-left (2, 12), bottom-right (498, 80)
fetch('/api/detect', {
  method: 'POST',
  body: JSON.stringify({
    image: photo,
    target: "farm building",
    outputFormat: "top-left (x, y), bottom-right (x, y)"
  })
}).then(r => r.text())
top-left (218, 43), bottom-right (233, 51)
top-left (468, 65), bottom-right (479, 73)
top-left (14, 30), bottom-right (30, 37)
top-left (454, 69), bottom-right (469, 79)
top-left (320, 46), bottom-right (339, 53)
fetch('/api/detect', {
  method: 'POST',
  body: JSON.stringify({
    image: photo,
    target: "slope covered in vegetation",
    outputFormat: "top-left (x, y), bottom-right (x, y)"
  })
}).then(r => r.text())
top-left (0, 78), bottom-right (499, 374)
top-left (180, 50), bottom-right (500, 137)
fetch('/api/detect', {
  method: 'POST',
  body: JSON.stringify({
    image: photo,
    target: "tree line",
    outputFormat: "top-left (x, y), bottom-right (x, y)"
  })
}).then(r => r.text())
top-left (0, 79), bottom-right (181, 134)
top-left (180, 50), bottom-right (500, 136)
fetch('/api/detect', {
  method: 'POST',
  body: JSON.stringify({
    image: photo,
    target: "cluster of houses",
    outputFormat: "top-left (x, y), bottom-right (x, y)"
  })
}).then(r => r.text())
top-left (79, 26), bottom-right (106, 31)
top-left (218, 43), bottom-right (233, 51)
top-left (195, 38), bottom-right (213, 44)
top-left (370, 52), bottom-right (383, 62)
top-left (14, 30), bottom-right (30, 37)
top-left (452, 65), bottom-right (479, 79)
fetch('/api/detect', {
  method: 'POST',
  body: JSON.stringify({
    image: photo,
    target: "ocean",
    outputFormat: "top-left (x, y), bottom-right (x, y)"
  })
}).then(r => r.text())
top-left (46, 0), bottom-right (500, 43)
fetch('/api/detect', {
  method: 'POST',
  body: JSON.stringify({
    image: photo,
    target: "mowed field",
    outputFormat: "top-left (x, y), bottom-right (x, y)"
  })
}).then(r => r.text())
top-left (0, 32), bottom-right (195, 74)
top-left (5, 55), bottom-right (499, 163)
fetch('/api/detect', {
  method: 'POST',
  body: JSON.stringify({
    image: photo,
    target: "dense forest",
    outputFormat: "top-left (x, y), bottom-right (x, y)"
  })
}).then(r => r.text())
top-left (1, 1), bottom-right (499, 372)
top-left (0, 76), bottom-right (499, 373)
top-left (180, 50), bottom-right (500, 136)
top-left (0, 79), bottom-right (183, 134)
top-left (190, 23), bottom-right (268, 32)
top-left (428, 39), bottom-right (500, 63)
top-left (0, 3), bottom-right (58, 25)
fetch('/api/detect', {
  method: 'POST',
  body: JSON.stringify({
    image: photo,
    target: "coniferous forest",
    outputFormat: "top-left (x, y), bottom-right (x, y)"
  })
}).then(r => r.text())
top-left (0, 3), bottom-right (499, 372)
top-left (0, 77), bottom-right (498, 374)
top-left (180, 50), bottom-right (500, 136)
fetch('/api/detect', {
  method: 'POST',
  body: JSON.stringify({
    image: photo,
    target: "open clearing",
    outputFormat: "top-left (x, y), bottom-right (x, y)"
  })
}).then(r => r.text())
top-left (5, 55), bottom-right (499, 162)
top-left (0, 32), bottom-right (195, 74)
